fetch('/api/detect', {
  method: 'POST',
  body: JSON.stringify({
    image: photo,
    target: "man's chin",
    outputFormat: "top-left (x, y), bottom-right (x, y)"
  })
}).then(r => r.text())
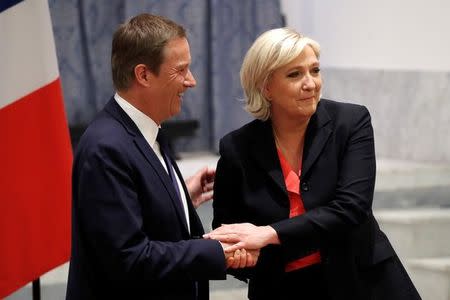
top-left (170, 107), bottom-right (182, 118)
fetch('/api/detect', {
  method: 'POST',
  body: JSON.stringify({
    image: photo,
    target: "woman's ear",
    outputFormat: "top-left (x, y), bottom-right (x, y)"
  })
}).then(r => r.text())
top-left (263, 82), bottom-right (272, 101)
top-left (134, 64), bottom-right (152, 87)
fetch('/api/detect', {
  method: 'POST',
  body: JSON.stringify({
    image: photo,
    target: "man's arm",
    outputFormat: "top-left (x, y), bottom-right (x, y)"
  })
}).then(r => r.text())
top-left (75, 144), bottom-right (226, 281)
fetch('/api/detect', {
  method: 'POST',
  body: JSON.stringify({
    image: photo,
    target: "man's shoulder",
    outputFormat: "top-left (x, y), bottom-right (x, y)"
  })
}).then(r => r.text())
top-left (75, 109), bottom-right (132, 159)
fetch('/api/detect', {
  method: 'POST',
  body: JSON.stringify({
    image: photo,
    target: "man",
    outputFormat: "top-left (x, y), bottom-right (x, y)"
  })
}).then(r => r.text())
top-left (66, 14), bottom-right (257, 300)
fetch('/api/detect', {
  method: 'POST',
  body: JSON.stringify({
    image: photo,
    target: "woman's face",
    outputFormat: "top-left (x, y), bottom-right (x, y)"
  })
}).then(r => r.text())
top-left (265, 45), bottom-right (322, 122)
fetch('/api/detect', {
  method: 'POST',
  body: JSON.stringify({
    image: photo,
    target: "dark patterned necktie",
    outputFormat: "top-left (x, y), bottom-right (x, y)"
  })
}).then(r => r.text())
top-left (157, 130), bottom-right (197, 299)
top-left (157, 131), bottom-right (182, 201)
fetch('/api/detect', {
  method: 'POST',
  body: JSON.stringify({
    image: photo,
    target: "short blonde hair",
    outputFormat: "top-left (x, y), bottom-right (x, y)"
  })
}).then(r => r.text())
top-left (240, 28), bottom-right (320, 120)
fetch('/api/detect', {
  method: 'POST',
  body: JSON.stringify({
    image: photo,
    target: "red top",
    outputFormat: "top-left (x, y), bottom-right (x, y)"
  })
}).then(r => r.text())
top-left (276, 148), bottom-right (321, 272)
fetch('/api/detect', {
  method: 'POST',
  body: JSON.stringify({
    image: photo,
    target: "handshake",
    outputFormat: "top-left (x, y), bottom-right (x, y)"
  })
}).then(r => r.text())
top-left (203, 223), bottom-right (280, 269)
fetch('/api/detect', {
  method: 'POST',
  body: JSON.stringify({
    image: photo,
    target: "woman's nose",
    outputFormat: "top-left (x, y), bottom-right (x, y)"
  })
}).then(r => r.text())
top-left (302, 75), bottom-right (316, 90)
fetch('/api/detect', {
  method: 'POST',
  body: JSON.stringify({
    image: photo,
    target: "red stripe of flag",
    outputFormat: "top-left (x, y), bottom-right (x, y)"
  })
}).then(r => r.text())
top-left (0, 78), bottom-right (72, 298)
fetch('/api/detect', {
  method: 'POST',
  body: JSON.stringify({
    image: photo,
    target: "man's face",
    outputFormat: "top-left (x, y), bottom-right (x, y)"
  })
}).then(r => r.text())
top-left (149, 37), bottom-right (196, 123)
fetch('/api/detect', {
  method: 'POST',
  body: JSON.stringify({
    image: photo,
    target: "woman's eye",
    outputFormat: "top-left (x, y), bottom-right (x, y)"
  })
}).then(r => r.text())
top-left (287, 71), bottom-right (300, 78)
top-left (312, 67), bottom-right (321, 74)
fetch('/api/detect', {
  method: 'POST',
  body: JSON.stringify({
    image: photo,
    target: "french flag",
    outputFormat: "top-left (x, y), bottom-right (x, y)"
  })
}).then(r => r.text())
top-left (0, 0), bottom-right (72, 298)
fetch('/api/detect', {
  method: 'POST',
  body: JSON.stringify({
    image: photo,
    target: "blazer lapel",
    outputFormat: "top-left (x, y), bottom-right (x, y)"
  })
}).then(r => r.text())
top-left (104, 99), bottom-right (190, 234)
top-left (302, 101), bottom-right (333, 178)
top-left (251, 121), bottom-right (288, 201)
top-left (171, 158), bottom-right (205, 237)
top-left (248, 101), bottom-right (333, 197)
top-left (134, 137), bottom-right (190, 234)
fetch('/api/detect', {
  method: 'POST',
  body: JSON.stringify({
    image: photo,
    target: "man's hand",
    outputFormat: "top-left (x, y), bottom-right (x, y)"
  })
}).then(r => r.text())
top-left (185, 167), bottom-right (215, 208)
top-left (205, 223), bottom-right (280, 252)
top-left (220, 242), bottom-right (260, 269)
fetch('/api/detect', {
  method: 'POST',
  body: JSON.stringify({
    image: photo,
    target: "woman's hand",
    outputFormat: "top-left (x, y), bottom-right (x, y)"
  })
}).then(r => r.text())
top-left (205, 223), bottom-right (280, 252)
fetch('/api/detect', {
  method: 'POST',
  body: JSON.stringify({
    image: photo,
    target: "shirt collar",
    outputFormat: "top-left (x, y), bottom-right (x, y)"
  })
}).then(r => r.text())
top-left (114, 92), bottom-right (159, 148)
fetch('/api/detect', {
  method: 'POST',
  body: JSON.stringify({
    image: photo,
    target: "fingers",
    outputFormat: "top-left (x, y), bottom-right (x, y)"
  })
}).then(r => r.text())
top-left (230, 249), bottom-right (243, 269)
top-left (247, 249), bottom-right (260, 267)
top-left (228, 249), bottom-right (251, 269)
top-left (246, 251), bottom-right (254, 267)
top-left (226, 256), bottom-right (234, 268)
top-left (198, 166), bottom-right (215, 182)
top-left (204, 224), bottom-right (235, 237)
top-left (202, 181), bottom-right (214, 192)
top-left (227, 248), bottom-right (259, 269)
top-left (204, 233), bottom-right (241, 244)
top-left (238, 249), bottom-right (247, 268)
top-left (201, 191), bottom-right (213, 202)
top-left (204, 167), bottom-right (215, 180)
top-left (224, 241), bottom-right (245, 253)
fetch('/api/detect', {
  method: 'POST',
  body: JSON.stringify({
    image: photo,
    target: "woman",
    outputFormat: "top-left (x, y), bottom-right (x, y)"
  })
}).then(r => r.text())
top-left (206, 28), bottom-right (420, 300)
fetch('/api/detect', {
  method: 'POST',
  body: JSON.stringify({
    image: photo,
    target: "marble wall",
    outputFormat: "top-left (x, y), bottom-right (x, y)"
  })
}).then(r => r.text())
top-left (321, 68), bottom-right (450, 163)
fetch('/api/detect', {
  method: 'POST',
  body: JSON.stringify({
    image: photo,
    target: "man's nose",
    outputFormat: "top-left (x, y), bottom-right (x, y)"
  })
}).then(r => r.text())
top-left (184, 70), bottom-right (196, 88)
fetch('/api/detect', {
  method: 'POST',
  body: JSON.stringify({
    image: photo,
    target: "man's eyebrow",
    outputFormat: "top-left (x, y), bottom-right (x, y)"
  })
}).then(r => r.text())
top-left (176, 61), bottom-right (190, 68)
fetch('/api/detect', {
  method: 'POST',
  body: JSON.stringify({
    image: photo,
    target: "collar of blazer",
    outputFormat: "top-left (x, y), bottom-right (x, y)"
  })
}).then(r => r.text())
top-left (103, 98), bottom-right (190, 234)
top-left (250, 99), bottom-right (333, 195)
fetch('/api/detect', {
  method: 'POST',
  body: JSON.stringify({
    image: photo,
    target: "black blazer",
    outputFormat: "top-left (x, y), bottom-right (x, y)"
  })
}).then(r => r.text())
top-left (66, 98), bottom-right (226, 300)
top-left (213, 99), bottom-right (420, 300)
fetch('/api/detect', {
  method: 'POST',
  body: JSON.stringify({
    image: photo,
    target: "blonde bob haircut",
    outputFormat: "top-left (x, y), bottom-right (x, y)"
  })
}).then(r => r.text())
top-left (240, 27), bottom-right (320, 120)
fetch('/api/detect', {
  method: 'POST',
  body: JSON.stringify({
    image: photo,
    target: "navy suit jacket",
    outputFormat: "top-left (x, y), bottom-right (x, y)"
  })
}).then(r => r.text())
top-left (66, 98), bottom-right (226, 300)
top-left (213, 99), bottom-right (421, 300)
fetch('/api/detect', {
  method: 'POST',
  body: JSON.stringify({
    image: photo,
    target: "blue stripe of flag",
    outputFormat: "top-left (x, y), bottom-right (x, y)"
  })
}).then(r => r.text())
top-left (0, 0), bottom-right (24, 14)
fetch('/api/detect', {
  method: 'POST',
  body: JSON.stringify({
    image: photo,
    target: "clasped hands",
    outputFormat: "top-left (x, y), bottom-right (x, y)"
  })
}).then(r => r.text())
top-left (204, 223), bottom-right (280, 269)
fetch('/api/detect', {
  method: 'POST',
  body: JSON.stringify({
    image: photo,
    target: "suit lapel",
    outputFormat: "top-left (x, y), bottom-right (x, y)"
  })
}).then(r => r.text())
top-left (104, 99), bottom-right (190, 234)
top-left (171, 158), bottom-right (205, 237)
top-left (134, 138), bottom-right (189, 233)
top-left (302, 101), bottom-right (333, 178)
top-left (248, 101), bottom-right (333, 197)
top-left (250, 121), bottom-right (288, 200)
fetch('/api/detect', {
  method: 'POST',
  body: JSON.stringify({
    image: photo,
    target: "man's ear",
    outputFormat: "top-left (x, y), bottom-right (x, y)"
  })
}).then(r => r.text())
top-left (134, 64), bottom-right (153, 87)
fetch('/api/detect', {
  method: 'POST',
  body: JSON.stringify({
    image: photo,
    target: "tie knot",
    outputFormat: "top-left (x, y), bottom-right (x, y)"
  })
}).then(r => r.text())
top-left (157, 129), bottom-right (168, 148)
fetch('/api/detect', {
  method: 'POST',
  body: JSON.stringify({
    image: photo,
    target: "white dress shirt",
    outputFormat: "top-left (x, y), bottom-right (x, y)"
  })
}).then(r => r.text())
top-left (114, 93), bottom-right (191, 233)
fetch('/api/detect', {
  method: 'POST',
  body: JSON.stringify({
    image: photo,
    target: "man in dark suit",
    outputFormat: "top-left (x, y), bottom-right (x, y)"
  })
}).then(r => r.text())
top-left (66, 14), bottom-right (257, 300)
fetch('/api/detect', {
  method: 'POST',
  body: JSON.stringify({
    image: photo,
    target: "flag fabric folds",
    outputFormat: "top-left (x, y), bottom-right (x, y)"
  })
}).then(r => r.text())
top-left (0, 0), bottom-right (72, 297)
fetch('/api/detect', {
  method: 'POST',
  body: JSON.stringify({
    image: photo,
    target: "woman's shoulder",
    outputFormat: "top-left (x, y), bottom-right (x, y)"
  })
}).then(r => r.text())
top-left (219, 119), bottom-right (269, 153)
top-left (319, 99), bottom-right (372, 136)
top-left (319, 98), bottom-right (371, 125)
top-left (319, 98), bottom-right (369, 115)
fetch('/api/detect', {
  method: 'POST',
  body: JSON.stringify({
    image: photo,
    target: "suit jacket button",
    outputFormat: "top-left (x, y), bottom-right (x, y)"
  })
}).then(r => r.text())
top-left (301, 182), bottom-right (309, 191)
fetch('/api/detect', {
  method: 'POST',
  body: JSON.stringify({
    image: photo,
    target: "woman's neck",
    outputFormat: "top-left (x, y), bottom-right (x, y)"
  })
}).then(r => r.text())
top-left (271, 117), bottom-right (309, 174)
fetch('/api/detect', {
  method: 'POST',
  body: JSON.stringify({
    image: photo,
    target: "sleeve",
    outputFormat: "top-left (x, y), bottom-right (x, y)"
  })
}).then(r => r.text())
top-left (271, 106), bottom-right (376, 255)
top-left (75, 142), bottom-right (226, 281)
top-left (212, 138), bottom-right (245, 229)
top-left (212, 137), bottom-right (253, 281)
